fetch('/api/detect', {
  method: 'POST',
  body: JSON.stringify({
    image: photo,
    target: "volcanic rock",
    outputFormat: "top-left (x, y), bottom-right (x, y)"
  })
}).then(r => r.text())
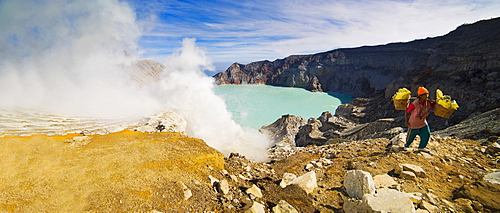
top-left (246, 184), bottom-right (263, 198)
top-left (454, 181), bottom-right (500, 211)
top-left (131, 110), bottom-right (187, 134)
top-left (263, 110), bottom-right (407, 147)
top-left (272, 200), bottom-right (299, 213)
top-left (290, 171), bottom-right (317, 194)
top-left (295, 118), bottom-right (327, 146)
top-left (395, 164), bottom-right (426, 178)
top-left (344, 188), bottom-right (416, 213)
top-left (259, 114), bottom-right (307, 147)
top-left (317, 111), bottom-right (355, 132)
top-left (390, 132), bottom-right (407, 147)
top-left (483, 172), bottom-right (500, 185)
top-left (401, 171), bottom-right (418, 181)
top-left (177, 181), bottom-right (192, 200)
top-left (485, 142), bottom-right (500, 156)
top-left (280, 173), bottom-right (297, 188)
top-left (373, 174), bottom-right (399, 189)
top-left (218, 179), bottom-right (230, 195)
top-left (402, 164), bottom-right (427, 178)
top-left (245, 201), bottom-right (266, 213)
top-left (435, 107), bottom-right (500, 141)
top-left (420, 201), bottom-right (440, 213)
top-left (344, 170), bottom-right (376, 199)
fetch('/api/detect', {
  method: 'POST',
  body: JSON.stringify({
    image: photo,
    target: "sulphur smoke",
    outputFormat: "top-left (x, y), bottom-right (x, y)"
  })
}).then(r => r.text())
top-left (0, 0), bottom-right (271, 161)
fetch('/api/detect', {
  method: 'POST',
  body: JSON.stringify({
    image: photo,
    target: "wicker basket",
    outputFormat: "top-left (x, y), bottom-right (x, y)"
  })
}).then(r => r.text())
top-left (434, 103), bottom-right (455, 118)
top-left (392, 99), bottom-right (410, 110)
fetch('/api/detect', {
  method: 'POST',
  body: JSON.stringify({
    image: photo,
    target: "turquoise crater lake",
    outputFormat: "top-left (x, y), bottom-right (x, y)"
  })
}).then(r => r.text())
top-left (214, 85), bottom-right (352, 130)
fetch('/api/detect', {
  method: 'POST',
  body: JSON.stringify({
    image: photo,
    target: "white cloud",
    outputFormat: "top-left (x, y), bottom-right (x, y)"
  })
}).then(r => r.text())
top-left (265, 0), bottom-right (500, 54)
top-left (132, 0), bottom-right (500, 69)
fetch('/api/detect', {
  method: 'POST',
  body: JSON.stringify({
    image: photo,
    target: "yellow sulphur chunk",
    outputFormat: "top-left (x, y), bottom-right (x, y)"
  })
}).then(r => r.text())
top-left (436, 89), bottom-right (459, 109)
top-left (393, 88), bottom-right (411, 100)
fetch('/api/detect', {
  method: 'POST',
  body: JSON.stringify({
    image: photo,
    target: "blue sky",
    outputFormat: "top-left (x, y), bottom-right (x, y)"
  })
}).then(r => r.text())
top-left (125, 0), bottom-right (500, 71)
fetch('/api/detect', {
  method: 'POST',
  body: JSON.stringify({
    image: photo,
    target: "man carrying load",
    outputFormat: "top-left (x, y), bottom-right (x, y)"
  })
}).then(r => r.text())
top-left (404, 87), bottom-right (435, 152)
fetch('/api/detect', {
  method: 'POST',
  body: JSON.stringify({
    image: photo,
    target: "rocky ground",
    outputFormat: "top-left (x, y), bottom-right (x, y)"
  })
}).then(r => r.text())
top-left (5, 131), bottom-right (497, 212)
top-left (213, 134), bottom-right (500, 212)
top-left (1, 110), bottom-right (499, 212)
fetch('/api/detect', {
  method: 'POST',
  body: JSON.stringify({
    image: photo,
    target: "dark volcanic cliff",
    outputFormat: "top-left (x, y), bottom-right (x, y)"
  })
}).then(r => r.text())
top-left (214, 18), bottom-right (500, 127)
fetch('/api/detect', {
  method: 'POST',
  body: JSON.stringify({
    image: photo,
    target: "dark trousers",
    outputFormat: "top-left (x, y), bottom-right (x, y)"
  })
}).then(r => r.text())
top-left (405, 125), bottom-right (431, 149)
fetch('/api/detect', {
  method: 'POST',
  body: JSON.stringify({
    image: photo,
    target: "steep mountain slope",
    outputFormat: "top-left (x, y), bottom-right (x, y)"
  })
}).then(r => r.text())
top-left (214, 18), bottom-right (500, 127)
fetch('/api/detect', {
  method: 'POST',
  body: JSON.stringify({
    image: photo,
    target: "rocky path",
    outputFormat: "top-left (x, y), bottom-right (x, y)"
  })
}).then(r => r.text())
top-left (214, 135), bottom-right (500, 212)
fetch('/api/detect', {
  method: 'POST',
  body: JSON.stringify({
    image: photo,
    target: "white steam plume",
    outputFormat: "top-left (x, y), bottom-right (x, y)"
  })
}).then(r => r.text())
top-left (154, 38), bottom-right (271, 161)
top-left (0, 0), bottom-right (161, 118)
top-left (0, 0), bottom-right (271, 161)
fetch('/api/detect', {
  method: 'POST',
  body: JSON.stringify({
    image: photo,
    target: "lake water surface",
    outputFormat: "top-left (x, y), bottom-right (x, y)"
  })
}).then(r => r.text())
top-left (214, 85), bottom-right (352, 129)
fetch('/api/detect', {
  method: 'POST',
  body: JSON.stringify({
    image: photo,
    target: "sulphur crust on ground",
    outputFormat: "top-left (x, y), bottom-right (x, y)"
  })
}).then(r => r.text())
top-left (0, 130), bottom-right (224, 212)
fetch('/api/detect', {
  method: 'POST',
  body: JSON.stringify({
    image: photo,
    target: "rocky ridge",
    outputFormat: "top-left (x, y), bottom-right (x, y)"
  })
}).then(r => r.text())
top-left (214, 17), bottom-right (500, 129)
top-left (259, 107), bottom-right (499, 150)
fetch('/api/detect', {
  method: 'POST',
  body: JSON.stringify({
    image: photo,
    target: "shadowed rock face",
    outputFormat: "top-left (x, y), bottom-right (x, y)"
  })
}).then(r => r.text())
top-left (259, 114), bottom-right (307, 147)
top-left (214, 18), bottom-right (500, 127)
